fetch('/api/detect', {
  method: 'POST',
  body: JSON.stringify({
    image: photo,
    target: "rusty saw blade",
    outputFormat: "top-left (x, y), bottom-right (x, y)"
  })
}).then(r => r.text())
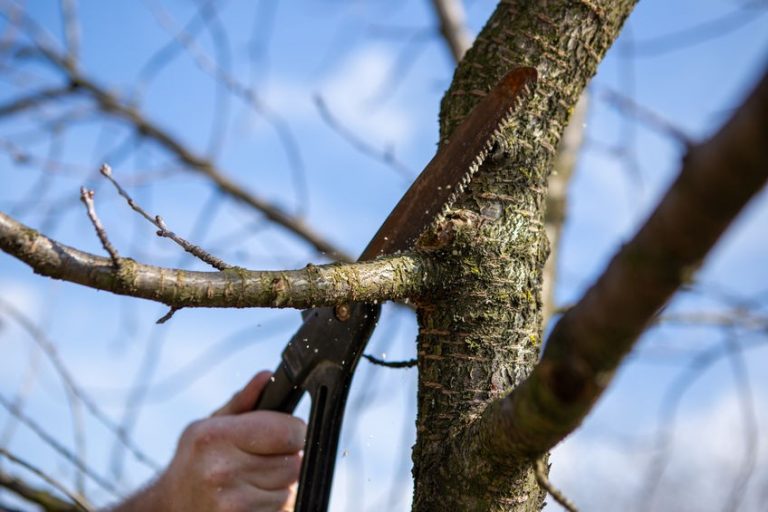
top-left (254, 66), bottom-right (537, 512)
top-left (360, 66), bottom-right (538, 260)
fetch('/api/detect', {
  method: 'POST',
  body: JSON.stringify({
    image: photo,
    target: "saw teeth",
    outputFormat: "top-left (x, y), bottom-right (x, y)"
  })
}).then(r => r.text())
top-left (417, 79), bottom-right (532, 242)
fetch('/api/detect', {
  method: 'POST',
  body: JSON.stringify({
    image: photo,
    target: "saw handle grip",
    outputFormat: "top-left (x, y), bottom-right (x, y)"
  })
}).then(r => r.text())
top-left (253, 304), bottom-right (380, 512)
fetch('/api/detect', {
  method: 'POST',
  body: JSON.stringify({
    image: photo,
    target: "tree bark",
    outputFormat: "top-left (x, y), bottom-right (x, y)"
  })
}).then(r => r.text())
top-left (411, 2), bottom-right (637, 510)
top-left (0, 212), bottom-right (431, 309)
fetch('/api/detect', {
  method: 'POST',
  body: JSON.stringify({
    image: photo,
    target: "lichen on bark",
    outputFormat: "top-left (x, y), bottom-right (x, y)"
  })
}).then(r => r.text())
top-left (410, 1), bottom-right (638, 510)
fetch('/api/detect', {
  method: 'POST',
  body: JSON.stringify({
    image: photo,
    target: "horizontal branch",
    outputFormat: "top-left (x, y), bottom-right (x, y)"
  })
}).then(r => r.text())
top-left (0, 212), bottom-right (432, 309)
top-left (476, 63), bottom-right (768, 458)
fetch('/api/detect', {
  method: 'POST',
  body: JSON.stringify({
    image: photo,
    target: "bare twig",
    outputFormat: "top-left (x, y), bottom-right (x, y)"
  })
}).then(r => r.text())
top-left (362, 354), bottom-right (417, 368)
top-left (542, 93), bottom-right (588, 327)
top-left (638, 332), bottom-right (759, 511)
top-left (595, 86), bottom-right (693, 146)
top-left (79, 187), bottom-right (120, 266)
top-left (633, 3), bottom-right (768, 57)
top-left (0, 395), bottom-right (119, 498)
top-left (722, 336), bottom-right (758, 512)
top-left (0, 85), bottom-right (76, 118)
top-left (0, 449), bottom-right (91, 512)
top-left (0, 349), bottom-right (42, 450)
top-left (658, 310), bottom-right (768, 331)
top-left (534, 457), bottom-right (579, 512)
top-left (155, 306), bottom-right (180, 324)
top-left (430, 0), bottom-right (471, 62)
top-left (314, 95), bottom-right (414, 180)
top-left (476, 63), bottom-right (768, 458)
top-left (13, 38), bottom-right (350, 260)
top-left (100, 163), bottom-right (232, 270)
top-left (0, 298), bottom-right (162, 473)
top-left (144, 0), bottom-right (310, 217)
top-left (59, 0), bottom-right (80, 67)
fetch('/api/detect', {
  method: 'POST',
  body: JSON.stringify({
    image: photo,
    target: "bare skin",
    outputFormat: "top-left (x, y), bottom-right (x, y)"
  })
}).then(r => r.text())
top-left (108, 371), bottom-right (306, 512)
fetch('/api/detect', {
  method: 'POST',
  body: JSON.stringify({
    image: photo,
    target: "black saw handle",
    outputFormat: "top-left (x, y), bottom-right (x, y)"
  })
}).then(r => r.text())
top-left (253, 303), bottom-right (380, 512)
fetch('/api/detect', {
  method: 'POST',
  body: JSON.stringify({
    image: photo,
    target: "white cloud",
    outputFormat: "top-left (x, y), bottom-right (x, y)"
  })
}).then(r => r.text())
top-left (259, 46), bottom-right (412, 146)
top-left (550, 390), bottom-right (768, 511)
top-left (318, 47), bottom-right (412, 144)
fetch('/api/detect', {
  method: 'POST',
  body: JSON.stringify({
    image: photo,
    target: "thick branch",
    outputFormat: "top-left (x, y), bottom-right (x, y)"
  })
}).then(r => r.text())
top-left (479, 63), bottom-right (768, 458)
top-left (0, 212), bottom-right (433, 309)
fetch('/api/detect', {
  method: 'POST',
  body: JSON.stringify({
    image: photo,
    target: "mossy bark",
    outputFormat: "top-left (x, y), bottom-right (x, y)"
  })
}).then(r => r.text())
top-left (411, 2), bottom-right (637, 510)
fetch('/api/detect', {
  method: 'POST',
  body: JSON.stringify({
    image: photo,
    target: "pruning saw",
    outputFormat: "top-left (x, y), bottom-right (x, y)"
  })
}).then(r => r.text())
top-left (254, 67), bottom-right (537, 512)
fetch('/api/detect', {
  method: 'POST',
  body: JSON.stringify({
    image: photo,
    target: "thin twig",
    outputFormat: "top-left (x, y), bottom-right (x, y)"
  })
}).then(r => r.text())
top-left (363, 354), bottom-right (417, 368)
top-left (79, 187), bottom-right (120, 266)
top-left (534, 457), bottom-right (579, 512)
top-left (0, 449), bottom-right (91, 512)
top-left (7, 27), bottom-right (349, 259)
top-left (722, 334), bottom-right (759, 512)
top-left (144, 0), bottom-right (310, 218)
top-left (0, 298), bottom-right (162, 473)
top-left (430, 0), bottom-right (472, 62)
top-left (100, 163), bottom-right (233, 270)
top-left (595, 86), bottom-right (693, 146)
top-left (59, 0), bottom-right (80, 67)
top-left (0, 395), bottom-right (119, 498)
top-left (155, 306), bottom-right (180, 324)
top-left (633, 3), bottom-right (768, 57)
top-left (0, 85), bottom-right (76, 118)
top-left (314, 95), bottom-right (414, 180)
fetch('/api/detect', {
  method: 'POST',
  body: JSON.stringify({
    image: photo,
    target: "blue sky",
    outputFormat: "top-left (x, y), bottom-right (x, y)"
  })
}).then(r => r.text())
top-left (1, 1), bottom-right (767, 510)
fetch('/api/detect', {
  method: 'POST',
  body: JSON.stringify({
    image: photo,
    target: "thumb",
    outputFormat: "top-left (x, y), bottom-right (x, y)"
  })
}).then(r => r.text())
top-left (212, 370), bottom-right (272, 416)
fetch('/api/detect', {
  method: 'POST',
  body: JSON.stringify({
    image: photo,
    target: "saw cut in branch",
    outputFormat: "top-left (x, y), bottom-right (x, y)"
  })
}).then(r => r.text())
top-left (0, 211), bottom-right (432, 309)
top-left (477, 63), bottom-right (768, 458)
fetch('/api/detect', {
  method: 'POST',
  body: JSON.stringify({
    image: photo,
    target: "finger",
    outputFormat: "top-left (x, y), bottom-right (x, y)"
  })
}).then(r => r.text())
top-left (218, 485), bottom-right (292, 512)
top-left (281, 484), bottom-right (297, 512)
top-left (221, 411), bottom-right (306, 455)
top-left (241, 453), bottom-right (302, 491)
top-left (213, 370), bottom-right (273, 417)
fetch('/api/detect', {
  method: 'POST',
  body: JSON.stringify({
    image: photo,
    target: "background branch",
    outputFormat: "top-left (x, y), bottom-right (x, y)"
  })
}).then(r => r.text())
top-left (477, 63), bottom-right (768, 458)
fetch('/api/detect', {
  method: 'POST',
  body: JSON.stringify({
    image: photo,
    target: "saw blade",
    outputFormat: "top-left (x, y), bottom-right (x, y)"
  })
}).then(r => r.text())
top-left (359, 67), bottom-right (537, 261)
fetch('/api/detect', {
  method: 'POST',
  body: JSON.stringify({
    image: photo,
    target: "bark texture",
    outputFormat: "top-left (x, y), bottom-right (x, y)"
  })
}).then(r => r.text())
top-left (0, 212), bottom-right (432, 309)
top-left (477, 62), bottom-right (768, 458)
top-left (411, 2), bottom-right (637, 510)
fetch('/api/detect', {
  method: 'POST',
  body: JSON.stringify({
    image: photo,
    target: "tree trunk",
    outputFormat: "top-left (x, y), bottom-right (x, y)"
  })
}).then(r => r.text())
top-left (411, 2), bottom-right (637, 510)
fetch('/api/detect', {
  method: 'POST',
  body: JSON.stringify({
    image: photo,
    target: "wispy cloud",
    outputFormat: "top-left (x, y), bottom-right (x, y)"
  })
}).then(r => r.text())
top-left (551, 389), bottom-right (768, 510)
top-left (260, 46), bottom-right (413, 146)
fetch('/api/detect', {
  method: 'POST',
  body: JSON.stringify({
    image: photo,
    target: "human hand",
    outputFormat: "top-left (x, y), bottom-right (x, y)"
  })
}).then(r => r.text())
top-left (112, 371), bottom-right (305, 512)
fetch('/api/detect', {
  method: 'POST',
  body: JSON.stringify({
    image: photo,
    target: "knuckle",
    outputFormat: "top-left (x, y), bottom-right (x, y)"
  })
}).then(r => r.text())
top-left (202, 460), bottom-right (233, 488)
top-left (183, 419), bottom-right (222, 452)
